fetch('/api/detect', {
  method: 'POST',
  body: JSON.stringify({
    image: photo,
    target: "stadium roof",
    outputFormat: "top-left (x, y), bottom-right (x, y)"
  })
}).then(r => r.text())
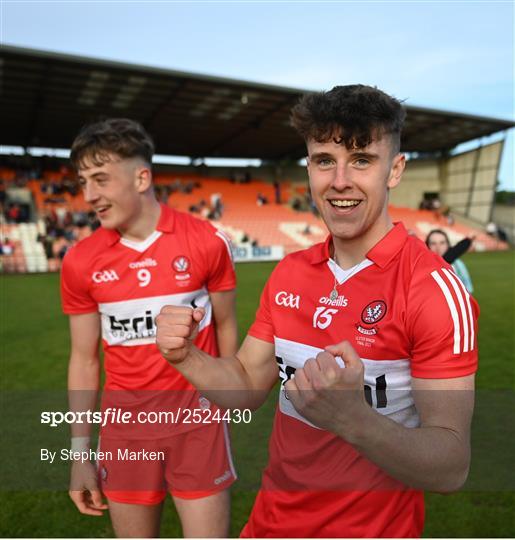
top-left (1, 45), bottom-right (514, 161)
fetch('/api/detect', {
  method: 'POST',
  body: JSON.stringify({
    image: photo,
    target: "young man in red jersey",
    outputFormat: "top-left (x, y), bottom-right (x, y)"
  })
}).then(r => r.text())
top-left (155, 85), bottom-right (478, 538)
top-left (61, 119), bottom-right (238, 537)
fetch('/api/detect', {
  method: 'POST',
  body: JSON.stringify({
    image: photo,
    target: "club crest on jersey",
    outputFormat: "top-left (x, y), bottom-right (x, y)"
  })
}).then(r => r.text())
top-left (361, 300), bottom-right (387, 324)
top-left (356, 300), bottom-right (387, 335)
top-left (173, 256), bottom-right (190, 273)
top-left (172, 255), bottom-right (191, 284)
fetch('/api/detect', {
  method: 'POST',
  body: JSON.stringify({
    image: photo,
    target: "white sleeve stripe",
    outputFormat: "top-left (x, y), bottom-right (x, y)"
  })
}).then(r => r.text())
top-left (451, 268), bottom-right (475, 351)
top-left (442, 268), bottom-right (470, 353)
top-left (215, 230), bottom-right (234, 267)
top-left (431, 270), bottom-right (461, 354)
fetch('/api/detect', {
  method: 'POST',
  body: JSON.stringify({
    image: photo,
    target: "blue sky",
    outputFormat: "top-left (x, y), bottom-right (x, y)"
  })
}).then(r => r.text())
top-left (2, 0), bottom-right (513, 189)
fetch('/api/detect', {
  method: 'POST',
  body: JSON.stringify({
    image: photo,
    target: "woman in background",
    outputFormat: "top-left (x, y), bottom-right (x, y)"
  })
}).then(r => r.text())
top-left (426, 229), bottom-right (474, 293)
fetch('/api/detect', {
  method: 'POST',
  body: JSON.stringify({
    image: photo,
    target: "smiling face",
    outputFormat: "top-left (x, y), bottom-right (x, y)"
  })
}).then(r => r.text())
top-left (307, 134), bottom-right (405, 256)
top-left (77, 153), bottom-right (151, 233)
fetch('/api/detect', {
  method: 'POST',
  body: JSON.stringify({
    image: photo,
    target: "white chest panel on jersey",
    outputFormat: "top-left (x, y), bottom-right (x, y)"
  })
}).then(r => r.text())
top-left (99, 288), bottom-right (212, 346)
top-left (274, 337), bottom-right (420, 430)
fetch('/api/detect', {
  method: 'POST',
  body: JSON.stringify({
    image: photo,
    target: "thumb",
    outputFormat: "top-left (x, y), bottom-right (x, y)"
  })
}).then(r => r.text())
top-left (192, 307), bottom-right (205, 324)
top-left (90, 489), bottom-right (108, 509)
top-left (325, 340), bottom-right (361, 369)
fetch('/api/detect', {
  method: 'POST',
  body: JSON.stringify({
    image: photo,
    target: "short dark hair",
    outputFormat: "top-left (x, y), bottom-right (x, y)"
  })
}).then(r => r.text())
top-left (425, 229), bottom-right (450, 248)
top-left (70, 118), bottom-right (154, 170)
top-left (290, 84), bottom-right (406, 154)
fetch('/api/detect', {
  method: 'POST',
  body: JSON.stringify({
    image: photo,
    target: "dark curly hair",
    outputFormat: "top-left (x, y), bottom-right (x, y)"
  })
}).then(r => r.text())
top-left (70, 118), bottom-right (154, 170)
top-left (290, 84), bottom-right (406, 154)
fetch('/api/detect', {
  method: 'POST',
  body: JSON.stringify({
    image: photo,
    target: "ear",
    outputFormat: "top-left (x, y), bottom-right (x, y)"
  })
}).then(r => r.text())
top-left (135, 167), bottom-right (152, 193)
top-left (387, 153), bottom-right (405, 189)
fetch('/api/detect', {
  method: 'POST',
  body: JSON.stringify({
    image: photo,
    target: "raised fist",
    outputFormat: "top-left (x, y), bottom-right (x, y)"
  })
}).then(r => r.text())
top-left (156, 306), bottom-right (205, 363)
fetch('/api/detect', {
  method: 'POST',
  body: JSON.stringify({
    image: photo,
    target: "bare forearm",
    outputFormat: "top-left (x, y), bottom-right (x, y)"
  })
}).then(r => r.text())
top-left (175, 346), bottom-right (269, 410)
top-left (215, 320), bottom-right (239, 357)
top-left (68, 356), bottom-right (100, 437)
top-left (342, 407), bottom-right (470, 492)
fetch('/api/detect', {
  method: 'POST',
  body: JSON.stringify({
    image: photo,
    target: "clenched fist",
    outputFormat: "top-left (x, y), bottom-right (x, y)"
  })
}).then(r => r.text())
top-left (284, 340), bottom-right (369, 437)
top-left (156, 306), bottom-right (205, 363)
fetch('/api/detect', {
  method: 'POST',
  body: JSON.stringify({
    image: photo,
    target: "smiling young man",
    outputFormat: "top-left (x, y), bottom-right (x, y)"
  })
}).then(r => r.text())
top-left (60, 118), bottom-right (238, 537)
top-left (156, 85), bottom-right (479, 537)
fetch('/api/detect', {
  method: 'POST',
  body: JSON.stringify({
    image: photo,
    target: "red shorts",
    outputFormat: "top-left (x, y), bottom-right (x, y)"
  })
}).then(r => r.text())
top-left (97, 422), bottom-right (236, 505)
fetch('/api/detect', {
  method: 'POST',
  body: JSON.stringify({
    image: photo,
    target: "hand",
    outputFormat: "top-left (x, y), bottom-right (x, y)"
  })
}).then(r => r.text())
top-left (285, 340), bottom-right (369, 437)
top-left (156, 306), bottom-right (205, 363)
top-left (69, 460), bottom-right (108, 516)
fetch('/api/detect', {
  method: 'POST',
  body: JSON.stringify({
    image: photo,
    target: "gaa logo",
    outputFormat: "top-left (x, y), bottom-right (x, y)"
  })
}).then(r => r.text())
top-left (172, 256), bottom-right (190, 273)
top-left (92, 269), bottom-right (119, 283)
top-left (275, 291), bottom-right (300, 309)
top-left (361, 300), bottom-right (387, 324)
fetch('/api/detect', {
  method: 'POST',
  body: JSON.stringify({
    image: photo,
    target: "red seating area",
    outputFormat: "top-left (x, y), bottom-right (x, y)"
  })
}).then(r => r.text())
top-left (162, 176), bottom-right (322, 252)
top-left (165, 177), bottom-right (507, 253)
top-left (1, 170), bottom-right (508, 270)
top-left (27, 180), bottom-right (90, 214)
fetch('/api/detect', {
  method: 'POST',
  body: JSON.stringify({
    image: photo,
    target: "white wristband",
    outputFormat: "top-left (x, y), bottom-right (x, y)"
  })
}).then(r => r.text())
top-left (71, 436), bottom-right (91, 453)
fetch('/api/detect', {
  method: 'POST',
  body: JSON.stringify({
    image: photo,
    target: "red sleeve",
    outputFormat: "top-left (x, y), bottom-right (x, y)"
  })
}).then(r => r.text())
top-left (248, 278), bottom-right (275, 344)
top-left (407, 263), bottom-right (479, 379)
top-left (60, 248), bottom-right (98, 314)
top-left (204, 226), bottom-right (236, 292)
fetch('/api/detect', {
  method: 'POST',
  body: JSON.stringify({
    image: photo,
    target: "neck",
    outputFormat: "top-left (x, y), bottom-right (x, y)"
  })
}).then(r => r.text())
top-left (119, 196), bottom-right (162, 242)
top-left (332, 216), bottom-right (393, 269)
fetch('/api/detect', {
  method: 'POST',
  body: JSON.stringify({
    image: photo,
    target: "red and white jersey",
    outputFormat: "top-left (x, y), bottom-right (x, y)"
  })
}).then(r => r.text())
top-left (244, 222), bottom-right (478, 538)
top-left (61, 204), bottom-right (235, 436)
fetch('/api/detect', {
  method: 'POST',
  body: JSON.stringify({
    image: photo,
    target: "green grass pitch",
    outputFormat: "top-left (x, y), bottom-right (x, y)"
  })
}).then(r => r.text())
top-left (0, 251), bottom-right (514, 537)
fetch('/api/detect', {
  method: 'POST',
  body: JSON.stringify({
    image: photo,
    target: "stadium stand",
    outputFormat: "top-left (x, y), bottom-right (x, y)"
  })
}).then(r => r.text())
top-left (0, 47), bottom-right (512, 272)
top-left (0, 167), bottom-right (507, 273)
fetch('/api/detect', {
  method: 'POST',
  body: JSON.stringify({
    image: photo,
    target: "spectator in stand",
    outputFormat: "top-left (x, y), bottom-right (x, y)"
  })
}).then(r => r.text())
top-left (210, 193), bottom-right (223, 219)
top-left (426, 229), bottom-right (474, 293)
top-left (497, 225), bottom-right (508, 243)
top-left (37, 233), bottom-right (55, 261)
top-left (0, 237), bottom-right (15, 256)
top-left (273, 180), bottom-right (281, 204)
top-left (0, 237), bottom-right (16, 272)
top-left (256, 193), bottom-right (268, 206)
top-left (291, 197), bottom-right (302, 211)
top-left (486, 221), bottom-right (498, 237)
top-left (6, 203), bottom-right (20, 223)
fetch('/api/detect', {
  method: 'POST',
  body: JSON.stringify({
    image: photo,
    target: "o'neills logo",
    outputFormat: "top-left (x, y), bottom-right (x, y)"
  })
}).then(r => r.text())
top-left (319, 295), bottom-right (349, 307)
top-left (214, 469), bottom-right (232, 485)
top-left (129, 258), bottom-right (157, 269)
